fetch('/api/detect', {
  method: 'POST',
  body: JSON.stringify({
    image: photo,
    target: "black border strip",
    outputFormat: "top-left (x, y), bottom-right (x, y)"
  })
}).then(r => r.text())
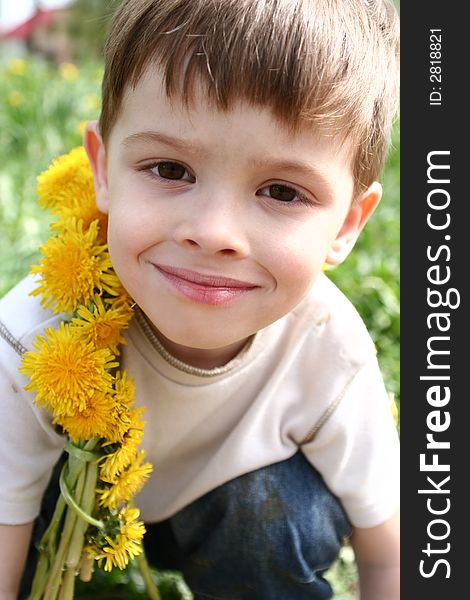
top-left (401, 4), bottom-right (465, 596)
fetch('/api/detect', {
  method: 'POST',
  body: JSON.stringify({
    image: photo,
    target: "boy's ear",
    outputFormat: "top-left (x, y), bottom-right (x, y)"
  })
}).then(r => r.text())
top-left (83, 120), bottom-right (110, 214)
top-left (325, 181), bottom-right (382, 266)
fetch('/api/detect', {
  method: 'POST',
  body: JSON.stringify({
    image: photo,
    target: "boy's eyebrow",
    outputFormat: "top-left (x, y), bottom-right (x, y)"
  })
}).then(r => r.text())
top-left (252, 157), bottom-right (331, 180)
top-left (121, 131), bottom-right (207, 156)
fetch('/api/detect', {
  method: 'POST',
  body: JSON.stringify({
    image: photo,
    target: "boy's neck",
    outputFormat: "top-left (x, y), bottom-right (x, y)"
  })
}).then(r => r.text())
top-left (140, 312), bottom-right (251, 369)
top-left (160, 337), bottom-right (250, 370)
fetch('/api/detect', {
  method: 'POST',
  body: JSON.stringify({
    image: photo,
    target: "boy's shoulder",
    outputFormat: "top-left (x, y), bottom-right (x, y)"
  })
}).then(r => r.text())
top-left (290, 273), bottom-right (376, 367)
top-left (0, 275), bottom-right (62, 351)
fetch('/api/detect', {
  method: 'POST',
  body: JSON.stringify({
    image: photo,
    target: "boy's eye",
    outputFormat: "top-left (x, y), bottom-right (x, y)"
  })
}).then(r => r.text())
top-left (150, 161), bottom-right (195, 182)
top-left (258, 183), bottom-right (311, 205)
top-left (267, 184), bottom-right (297, 202)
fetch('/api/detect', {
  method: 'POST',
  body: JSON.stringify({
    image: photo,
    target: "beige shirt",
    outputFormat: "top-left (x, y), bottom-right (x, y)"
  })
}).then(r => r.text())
top-left (0, 273), bottom-right (399, 528)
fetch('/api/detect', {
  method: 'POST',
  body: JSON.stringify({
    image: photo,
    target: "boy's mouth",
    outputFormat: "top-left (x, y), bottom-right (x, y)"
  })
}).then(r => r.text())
top-left (152, 264), bottom-right (259, 305)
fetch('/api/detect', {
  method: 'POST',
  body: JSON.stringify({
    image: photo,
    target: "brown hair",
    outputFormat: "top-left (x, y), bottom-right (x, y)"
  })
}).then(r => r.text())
top-left (99, 0), bottom-right (399, 199)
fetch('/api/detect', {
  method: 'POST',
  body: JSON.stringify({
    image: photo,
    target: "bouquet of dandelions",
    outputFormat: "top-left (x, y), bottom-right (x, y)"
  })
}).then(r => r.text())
top-left (19, 147), bottom-right (161, 600)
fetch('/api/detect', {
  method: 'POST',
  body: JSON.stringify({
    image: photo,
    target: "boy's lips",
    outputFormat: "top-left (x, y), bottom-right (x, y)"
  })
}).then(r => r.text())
top-left (153, 264), bottom-right (259, 305)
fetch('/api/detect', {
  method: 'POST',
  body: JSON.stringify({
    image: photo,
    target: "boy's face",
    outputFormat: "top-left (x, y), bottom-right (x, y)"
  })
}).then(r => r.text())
top-left (85, 68), bottom-right (380, 365)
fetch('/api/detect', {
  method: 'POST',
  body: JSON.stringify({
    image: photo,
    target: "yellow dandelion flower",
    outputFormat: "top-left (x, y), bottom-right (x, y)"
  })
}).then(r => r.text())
top-left (103, 283), bottom-right (134, 306)
top-left (59, 62), bottom-right (79, 81)
top-left (56, 391), bottom-right (118, 441)
top-left (114, 371), bottom-right (135, 407)
top-left (8, 90), bottom-right (24, 106)
top-left (83, 543), bottom-right (99, 561)
top-left (97, 451), bottom-right (152, 509)
top-left (119, 506), bottom-right (145, 539)
top-left (103, 404), bottom-right (143, 447)
top-left (101, 372), bottom-right (139, 444)
top-left (84, 93), bottom-right (101, 112)
top-left (106, 391), bottom-right (144, 444)
top-left (52, 203), bottom-right (108, 242)
top-left (78, 120), bottom-right (88, 137)
top-left (100, 409), bottom-right (146, 481)
top-left (100, 439), bottom-right (138, 482)
top-left (30, 220), bottom-right (115, 313)
top-left (97, 536), bottom-right (140, 571)
top-left (20, 322), bottom-right (117, 417)
top-left (7, 58), bottom-right (27, 76)
top-left (36, 147), bottom-right (108, 239)
top-left (95, 262), bottom-right (125, 299)
top-left (94, 507), bottom-right (146, 571)
top-left (71, 295), bottom-right (133, 354)
top-left (105, 408), bottom-right (132, 446)
top-left (37, 147), bottom-right (93, 210)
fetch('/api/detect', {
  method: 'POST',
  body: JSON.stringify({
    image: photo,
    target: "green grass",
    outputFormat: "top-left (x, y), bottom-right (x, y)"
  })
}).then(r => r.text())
top-left (1, 55), bottom-right (399, 599)
top-left (0, 57), bottom-right (102, 297)
top-left (328, 124), bottom-right (400, 409)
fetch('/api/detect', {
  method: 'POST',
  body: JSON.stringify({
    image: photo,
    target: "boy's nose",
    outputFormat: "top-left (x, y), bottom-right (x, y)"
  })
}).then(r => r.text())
top-left (172, 196), bottom-right (250, 257)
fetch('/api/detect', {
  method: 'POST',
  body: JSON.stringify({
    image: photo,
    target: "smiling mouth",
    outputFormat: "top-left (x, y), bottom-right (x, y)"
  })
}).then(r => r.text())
top-left (153, 264), bottom-right (259, 305)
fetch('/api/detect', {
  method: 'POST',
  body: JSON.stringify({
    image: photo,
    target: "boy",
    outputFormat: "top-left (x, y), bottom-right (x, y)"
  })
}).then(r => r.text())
top-left (0, 0), bottom-right (400, 598)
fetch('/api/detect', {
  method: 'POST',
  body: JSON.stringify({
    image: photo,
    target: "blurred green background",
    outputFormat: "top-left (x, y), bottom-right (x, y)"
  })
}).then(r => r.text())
top-left (0, 2), bottom-right (399, 598)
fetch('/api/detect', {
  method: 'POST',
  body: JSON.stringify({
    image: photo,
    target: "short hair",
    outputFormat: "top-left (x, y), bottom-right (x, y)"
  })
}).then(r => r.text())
top-left (99, 0), bottom-right (399, 199)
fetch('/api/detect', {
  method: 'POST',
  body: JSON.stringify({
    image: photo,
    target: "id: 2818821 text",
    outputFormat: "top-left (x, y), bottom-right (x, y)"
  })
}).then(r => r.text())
top-left (429, 29), bottom-right (442, 107)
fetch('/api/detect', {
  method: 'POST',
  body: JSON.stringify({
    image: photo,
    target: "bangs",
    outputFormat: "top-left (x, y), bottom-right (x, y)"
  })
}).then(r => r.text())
top-left (154, 0), bottom-right (338, 131)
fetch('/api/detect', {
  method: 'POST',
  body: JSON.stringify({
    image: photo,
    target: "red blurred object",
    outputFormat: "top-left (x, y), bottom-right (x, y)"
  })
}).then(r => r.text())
top-left (1, 8), bottom-right (59, 40)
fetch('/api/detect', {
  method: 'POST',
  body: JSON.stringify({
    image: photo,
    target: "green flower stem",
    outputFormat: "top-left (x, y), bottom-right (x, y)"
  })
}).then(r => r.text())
top-left (43, 467), bottom-right (86, 600)
top-left (65, 460), bottom-right (99, 569)
top-left (29, 467), bottom-right (82, 599)
top-left (30, 439), bottom-right (100, 599)
top-left (40, 438), bottom-right (99, 549)
top-left (40, 495), bottom-right (66, 551)
top-left (64, 439), bottom-right (101, 462)
top-left (30, 461), bottom-right (81, 598)
top-left (78, 554), bottom-right (94, 582)
top-left (136, 550), bottom-right (162, 600)
top-left (30, 493), bottom-right (70, 600)
top-left (29, 554), bottom-right (51, 600)
top-left (57, 568), bottom-right (75, 600)
top-left (59, 465), bottom-right (104, 530)
top-left (57, 460), bottom-right (99, 600)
